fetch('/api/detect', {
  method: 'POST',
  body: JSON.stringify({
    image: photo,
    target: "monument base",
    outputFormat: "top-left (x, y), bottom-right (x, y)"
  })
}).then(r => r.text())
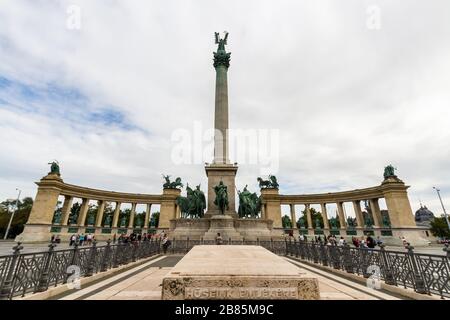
top-left (161, 245), bottom-right (320, 300)
top-left (202, 215), bottom-right (243, 241)
top-left (169, 216), bottom-right (280, 241)
top-left (15, 224), bottom-right (52, 243)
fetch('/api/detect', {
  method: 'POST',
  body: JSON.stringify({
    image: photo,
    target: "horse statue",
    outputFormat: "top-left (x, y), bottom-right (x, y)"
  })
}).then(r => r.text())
top-left (176, 184), bottom-right (206, 218)
top-left (257, 175), bottom-right (280, 189)
top-left (238, 185), bottom-right (261, 218)
top-left (162, 174), bottom-right (184, 189)
top-left (213, 180), bottom-right (229, 214)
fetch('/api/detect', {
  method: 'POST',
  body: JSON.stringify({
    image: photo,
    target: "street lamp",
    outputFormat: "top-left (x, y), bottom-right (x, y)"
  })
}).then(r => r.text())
top-left (3, 188), bottom-right (21, 240)
top-left (433, 187), bottom-right (450, 232)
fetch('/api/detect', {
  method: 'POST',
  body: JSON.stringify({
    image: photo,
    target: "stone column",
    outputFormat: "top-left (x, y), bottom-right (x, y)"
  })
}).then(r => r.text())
top-left (381, 179), bottom-right (417, 228)
top-left (290, 204), bottom-right (297, 229)
top-left (160, 189), bottom-right (181, 229)
top-left (369, 198), bottom-right (382, 228)
top-left (176, 204), bottom-right (181, 219)
top-left (61, 195), bottom-right (73, 226)
top-left (17, 173), bottom-right (62, 242)
top-left (95, 200), bottom-right (105, 227)
top-left (337, 202), bottom-right (346, 230)
top-left (112, 202), bottom-right (121, 228)
top-left (260, 188), bottom-right (282, 229)
top-left (128, 203), bottom-right (137, 228)
top-left (352, 200), bottom-right (364, 228)
top-left (144, 203), bottom-right (152, 229)
top-left (261, 204), bottom-right (266, 219)
top-left (77, 198), bottom-right (90, 227)
top-left (320, 203), bottom-right (330, 230)
top-left (305, 204), bottom-right (313, 235)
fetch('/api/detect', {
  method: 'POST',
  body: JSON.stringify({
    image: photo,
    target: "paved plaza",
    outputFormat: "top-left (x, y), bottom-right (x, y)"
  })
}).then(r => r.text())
top-left (45, 255), bottom-right (402, 300)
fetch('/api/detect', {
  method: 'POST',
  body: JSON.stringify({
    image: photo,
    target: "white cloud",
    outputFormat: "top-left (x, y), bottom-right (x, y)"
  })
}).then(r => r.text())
top-left (0, 0), bottom-right (450, 214)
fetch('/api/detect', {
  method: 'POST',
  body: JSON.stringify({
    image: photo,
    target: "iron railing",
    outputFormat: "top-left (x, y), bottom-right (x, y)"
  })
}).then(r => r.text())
top-left (285, 239), bottom-right (450, 299)
top-left (0, 239), bottom-right (161, 300)
top-left (0, 238), bottom-right (448, 299)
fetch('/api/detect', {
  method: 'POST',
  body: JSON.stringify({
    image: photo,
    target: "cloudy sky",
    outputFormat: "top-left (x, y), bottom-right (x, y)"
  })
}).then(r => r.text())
top-left (1, 0), bottom-right (449, 216)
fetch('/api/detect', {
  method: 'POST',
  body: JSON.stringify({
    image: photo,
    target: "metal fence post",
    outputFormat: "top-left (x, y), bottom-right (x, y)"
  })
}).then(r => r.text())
top-left (101, 240), bottom-right (111, 272)
top-left (379, 244), bottom-right (395, 285)
top-left (343, 243), bottom-right (354, 273)
top-left (131, 242), bottom-right (137, 262)
top-left (320, 242), bottom-right (328, 267)
top-left (65, 241), bottom-right (79, 283)
top-left (406, 245), bottom-right (427, 294)
top-left (0, 242), bottom-right (23, 300)
top-left (36, 243), bottom-right (57, 292)
top-left (85, 240), bottom-right (98, 276)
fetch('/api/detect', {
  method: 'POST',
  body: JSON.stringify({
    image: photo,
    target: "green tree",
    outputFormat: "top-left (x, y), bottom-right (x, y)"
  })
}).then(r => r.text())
top-left (430, 217), bottom-right (450, 239)
top-left (150, 211), bottom-right (160, 228)
top-left (0, 197), bottom-right (34, 238)
top-left (282, 215), bottom-right (292, 228)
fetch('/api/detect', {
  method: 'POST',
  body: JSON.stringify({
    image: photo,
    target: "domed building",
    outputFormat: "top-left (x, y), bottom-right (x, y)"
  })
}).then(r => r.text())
top-left (415, 205), bottom-right (435, 227)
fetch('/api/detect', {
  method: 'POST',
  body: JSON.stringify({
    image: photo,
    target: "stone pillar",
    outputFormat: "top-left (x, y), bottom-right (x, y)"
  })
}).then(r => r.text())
top-left (369, 198), bottom-right (383, 228)
top-left (128, 203), bottom-right (137, 228)
top-left (95, 200), bottom-right (105, 227)
top-left (160, 188), bottom-right (181, 229)
top-left (176, 204), bottom-right (181, 219)
top-left (352, 200), bottom-right (364, 228)
top-left (112, 202), bottom-right (121, 228)
top-left (380, 177), bottom-right (429, 246)
top-left (261, 204), bottom-right (266, 219)
top-left (305, 204), bottom-right (313, 235)
top-left (381, 179), bottom-right (417, 228)
top-left (205, 164), bottom-right (238, 216)
top-left (337, 202), bottom-right (346, 230)
top-left (77, 198), bottom-right (90, 227)
top-left (290, 204), bottom-right (297, 229)
top-left (144, 203), bottom-right (151, 229)
top-left (320, 203), bottom-right (330, 230)
top-left (61, 195), bottom-right (73, 226)
top-left (260, 188), bottom-right (282, 229)
top-left (17, 174), bottom-right (62, 243)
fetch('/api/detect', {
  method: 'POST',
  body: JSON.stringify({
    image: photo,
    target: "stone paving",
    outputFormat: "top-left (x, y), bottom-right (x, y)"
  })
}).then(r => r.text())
top-left (55, 255), bottom-right (402, 300)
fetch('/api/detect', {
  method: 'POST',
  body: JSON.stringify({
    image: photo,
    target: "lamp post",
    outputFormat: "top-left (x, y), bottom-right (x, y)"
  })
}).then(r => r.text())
top-left (4, 188), bottom-right (21, 240)
top-left (433, 187), bottom-right (450, 232)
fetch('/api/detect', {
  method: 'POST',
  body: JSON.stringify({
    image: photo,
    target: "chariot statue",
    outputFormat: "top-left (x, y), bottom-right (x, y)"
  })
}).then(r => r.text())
top-left (257, 175), bottom-right (279, 189)
top-left (162, 174), bottom-right (184, 189)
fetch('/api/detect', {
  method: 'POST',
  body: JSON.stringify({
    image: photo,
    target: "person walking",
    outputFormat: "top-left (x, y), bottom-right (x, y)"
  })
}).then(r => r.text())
top-left (69, 234), bottom-right (76, 246)
top-left (79, 233), bottom-right (85, 246)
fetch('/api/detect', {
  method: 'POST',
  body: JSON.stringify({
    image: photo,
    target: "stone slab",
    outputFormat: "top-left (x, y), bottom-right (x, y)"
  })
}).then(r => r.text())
top-left (161, 245), bottom-right (320, 300)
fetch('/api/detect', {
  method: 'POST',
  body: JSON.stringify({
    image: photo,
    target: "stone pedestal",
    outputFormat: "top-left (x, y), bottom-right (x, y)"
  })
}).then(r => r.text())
top-left (16, 173), bottom-right (62, 243)
top-left (202, 215), bottom-right (243, 241)
top-left (159, 188), bottom-right (181, 229)
top-left (205, 164), bottom-right (238, 216)
top-left (162, 245), bottom-right (320, 300)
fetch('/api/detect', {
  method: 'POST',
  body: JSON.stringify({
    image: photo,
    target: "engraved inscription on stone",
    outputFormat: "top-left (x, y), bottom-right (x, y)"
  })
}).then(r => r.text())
top-left (185, 287), bottom-right (298, 299)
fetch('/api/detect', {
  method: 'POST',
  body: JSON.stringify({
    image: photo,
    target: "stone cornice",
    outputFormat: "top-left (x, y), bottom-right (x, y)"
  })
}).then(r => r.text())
top-left (36, 177), bottom-right (163, 204)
